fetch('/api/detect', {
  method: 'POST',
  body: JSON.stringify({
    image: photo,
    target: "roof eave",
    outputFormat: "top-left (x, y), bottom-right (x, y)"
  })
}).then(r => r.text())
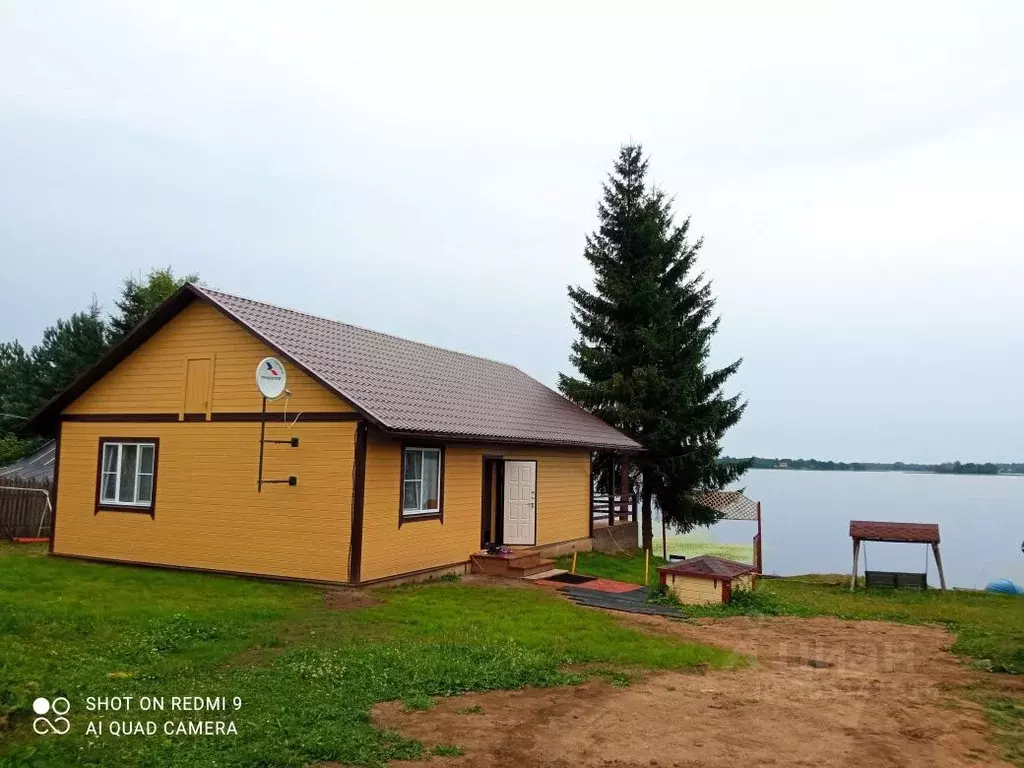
top-left (383, 427), bottom-right (643, 453)
top-left (656, 567), bottom-right (756, 581)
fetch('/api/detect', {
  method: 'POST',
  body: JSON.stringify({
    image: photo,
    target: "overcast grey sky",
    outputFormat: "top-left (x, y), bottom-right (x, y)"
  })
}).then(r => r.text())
top-left (1, 1), bottom-right (1022, 463)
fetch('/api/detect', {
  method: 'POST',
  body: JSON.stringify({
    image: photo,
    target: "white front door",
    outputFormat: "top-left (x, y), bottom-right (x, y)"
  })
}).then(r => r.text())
top-left (503, 460), bottom-right (536, 545)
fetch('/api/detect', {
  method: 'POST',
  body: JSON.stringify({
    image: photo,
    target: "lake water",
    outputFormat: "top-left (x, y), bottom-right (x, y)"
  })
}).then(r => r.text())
top-left (663, 469), bottom-right (1024, 590)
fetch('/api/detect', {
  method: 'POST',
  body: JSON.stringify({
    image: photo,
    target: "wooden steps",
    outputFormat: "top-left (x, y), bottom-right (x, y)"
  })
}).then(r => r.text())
top-left (470, 548), bottom-right (556, 578)
top-left (508, 557), bottom-right (556, 577)
top-left (524, 568), bottom-right (567, 581)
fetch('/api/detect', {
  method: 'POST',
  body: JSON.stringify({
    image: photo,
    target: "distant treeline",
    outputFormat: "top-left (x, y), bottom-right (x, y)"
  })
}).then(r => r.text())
top-left (722, 457), bottom-right (1022, 475)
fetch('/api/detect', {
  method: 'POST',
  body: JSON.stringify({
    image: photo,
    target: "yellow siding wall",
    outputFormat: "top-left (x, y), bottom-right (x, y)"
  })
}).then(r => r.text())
top-left (55, 420), bottom-right (354, 582)
top-left (360, 432), bottom-right (590, 581)
top-left (665, 574), bottom-right (724, 605)
top-left (65, 301), bottom-right (353, 415)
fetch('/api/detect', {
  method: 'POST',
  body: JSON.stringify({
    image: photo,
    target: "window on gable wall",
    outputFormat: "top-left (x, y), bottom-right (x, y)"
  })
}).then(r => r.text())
top-left (402, 447), bottom-right (443, 519)
top-left (98, 439), bottom-right (158, 511)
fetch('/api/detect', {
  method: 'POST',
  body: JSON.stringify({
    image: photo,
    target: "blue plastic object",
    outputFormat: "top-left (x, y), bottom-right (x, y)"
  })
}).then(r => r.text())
top-left (985, 579), bottom-right (1024, 595)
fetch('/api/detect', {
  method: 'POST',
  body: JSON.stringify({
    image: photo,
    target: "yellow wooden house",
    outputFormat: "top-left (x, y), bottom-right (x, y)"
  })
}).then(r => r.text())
top-left (27, 284), bottom-right (639, 585)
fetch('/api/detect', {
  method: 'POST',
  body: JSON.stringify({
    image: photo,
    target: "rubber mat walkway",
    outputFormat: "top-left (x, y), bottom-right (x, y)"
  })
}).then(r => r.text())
top-left (531, 574), bottom-right (687, 618)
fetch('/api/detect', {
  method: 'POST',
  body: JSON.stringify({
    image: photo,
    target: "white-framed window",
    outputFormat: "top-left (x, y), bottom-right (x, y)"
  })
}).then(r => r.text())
top-left (401, 446), bottom-right (443, 519)
top-left (98, 440), bottom-right (158, 510)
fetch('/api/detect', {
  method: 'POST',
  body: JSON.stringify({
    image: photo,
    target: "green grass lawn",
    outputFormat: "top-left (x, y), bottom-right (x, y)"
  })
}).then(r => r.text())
top-left (565, 551), bottom-right (1024, 765)
top-left (555, 550), bottom-right (668, 589)
top-left (0, 544), bottom-right (733, 767)
top-left (659, 532), bottom-right (753, 564)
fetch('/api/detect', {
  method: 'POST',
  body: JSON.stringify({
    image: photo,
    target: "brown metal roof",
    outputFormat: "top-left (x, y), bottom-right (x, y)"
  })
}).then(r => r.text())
top-left (849, 521), bottom-right (940, 544)
top-left (0, 440), bottom-right (55, 482)
top-left (657, 555), bottom-right (757, 580)
top-left (27, 284), bottom-right (640, 451)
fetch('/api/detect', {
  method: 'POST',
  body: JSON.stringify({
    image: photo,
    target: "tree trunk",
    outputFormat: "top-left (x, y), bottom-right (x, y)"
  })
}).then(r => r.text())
top-left (640, 479), bottom-right (654, 553)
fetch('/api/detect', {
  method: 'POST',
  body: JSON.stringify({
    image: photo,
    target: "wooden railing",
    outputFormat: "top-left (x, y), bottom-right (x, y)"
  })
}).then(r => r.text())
top-left (591, 493), bottom-right (637, 525)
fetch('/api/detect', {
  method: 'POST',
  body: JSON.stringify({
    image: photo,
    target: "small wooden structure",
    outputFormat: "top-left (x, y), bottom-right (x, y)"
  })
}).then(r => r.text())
top-left (658, 555), bottom-right (757, 605)
top-left (849, 521), bottom-right (945, 591)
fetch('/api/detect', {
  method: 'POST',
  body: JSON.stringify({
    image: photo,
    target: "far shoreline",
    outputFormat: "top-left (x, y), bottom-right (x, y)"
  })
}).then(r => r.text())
top-left (745, 466), bottom-right (1023, 478)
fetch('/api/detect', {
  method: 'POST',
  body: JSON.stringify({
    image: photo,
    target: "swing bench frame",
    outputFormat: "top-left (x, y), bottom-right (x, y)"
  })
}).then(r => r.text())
top-left (849, 520), bottom-right (946, 591)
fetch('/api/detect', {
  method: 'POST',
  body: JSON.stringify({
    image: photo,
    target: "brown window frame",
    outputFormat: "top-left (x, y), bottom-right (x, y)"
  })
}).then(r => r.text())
top-left (398, 442), bottom-right (445, 526)
top-left (94, 437), bottom-right (160, 517)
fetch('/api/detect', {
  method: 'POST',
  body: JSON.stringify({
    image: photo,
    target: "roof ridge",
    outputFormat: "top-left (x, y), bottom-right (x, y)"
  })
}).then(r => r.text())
top-left (194, 284), bottom-right (522, 372)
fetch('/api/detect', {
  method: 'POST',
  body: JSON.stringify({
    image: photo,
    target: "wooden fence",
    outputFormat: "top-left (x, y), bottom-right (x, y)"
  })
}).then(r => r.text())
top-left (0, 477), bottom-right (53, 540)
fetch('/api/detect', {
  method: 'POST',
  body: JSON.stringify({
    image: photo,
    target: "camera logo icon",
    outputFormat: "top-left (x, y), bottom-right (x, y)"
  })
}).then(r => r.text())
top-left (32, 697), bottom-right (71, 735)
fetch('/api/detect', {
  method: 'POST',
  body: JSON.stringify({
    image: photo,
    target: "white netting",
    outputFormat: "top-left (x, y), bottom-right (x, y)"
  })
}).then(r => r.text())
top-left (691, 490), bottom-right (759, 521)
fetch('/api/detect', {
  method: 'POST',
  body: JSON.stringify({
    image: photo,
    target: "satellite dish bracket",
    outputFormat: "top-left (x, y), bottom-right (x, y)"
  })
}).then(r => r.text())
top-left (255, 358), bottom-right (299, 492)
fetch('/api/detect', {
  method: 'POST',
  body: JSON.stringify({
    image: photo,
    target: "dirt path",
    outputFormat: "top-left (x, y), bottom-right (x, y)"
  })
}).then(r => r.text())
top-left (373, 615), bottom-right (1012, 767)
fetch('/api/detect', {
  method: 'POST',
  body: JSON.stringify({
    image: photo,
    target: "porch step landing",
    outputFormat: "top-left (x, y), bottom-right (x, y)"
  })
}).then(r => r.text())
top-left (508, 558), bottom-right (556, 577)
top-left (470, 549), bottom-right (556, 579)
top-left (523, 568), bottom-right (567, 581)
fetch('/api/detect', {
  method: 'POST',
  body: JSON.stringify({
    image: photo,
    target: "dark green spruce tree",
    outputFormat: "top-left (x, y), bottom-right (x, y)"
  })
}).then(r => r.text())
top-left (108, 267), bottom-right (198, 343)
top-left (559, 144), bottom-right (748, 552)
top-left (0, 341), bottom-right (40, 464)
top-left (32, 300), bottom-right (109, 399)
top-left (0, 268), bottom-right (199, 465)
top-left (0, 301), bottom-right (108, 464)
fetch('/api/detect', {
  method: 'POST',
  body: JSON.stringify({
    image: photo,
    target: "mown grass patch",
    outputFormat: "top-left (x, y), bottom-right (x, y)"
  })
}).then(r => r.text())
top-left (979, 694), bottom-right (1024, 765)
top-left (430, 744), bottom-right (464, 757)
top-left (554, 550), bottom-right (666, 589)
top-left (660, 533), bottom-right (752, 564)
top-left (0, 544), bottom-right (732, 767)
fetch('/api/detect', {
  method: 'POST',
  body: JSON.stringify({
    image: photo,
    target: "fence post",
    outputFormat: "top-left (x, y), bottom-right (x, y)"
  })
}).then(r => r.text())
top-left (755, 501), bottom-right (763, 574)
top-left (588, 452), bottom-right (594, 538)
top-left (607, 454), bottom-right (615, 526)
top-left (619, 453), bottom-right (629, 523)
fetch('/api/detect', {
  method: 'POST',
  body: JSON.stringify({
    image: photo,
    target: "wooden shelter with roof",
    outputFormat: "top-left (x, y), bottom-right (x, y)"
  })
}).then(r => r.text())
top-left (658, 555), bottom-right (758, 605)
top-left (849, 520), bottom-right (946, 591)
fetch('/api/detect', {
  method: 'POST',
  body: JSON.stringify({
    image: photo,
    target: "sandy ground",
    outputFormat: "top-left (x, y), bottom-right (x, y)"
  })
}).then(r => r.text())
top-left (373, 614), bottom-right (1013, 768)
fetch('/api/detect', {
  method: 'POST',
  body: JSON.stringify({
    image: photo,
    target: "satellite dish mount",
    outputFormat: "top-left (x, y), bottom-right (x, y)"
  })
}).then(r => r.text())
top-left (255, 357), bottom-right (298, 491)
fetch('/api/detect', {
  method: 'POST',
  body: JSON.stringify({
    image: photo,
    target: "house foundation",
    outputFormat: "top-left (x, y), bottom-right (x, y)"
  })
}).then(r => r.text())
top-left (591, 521), bottom-right (639, 553)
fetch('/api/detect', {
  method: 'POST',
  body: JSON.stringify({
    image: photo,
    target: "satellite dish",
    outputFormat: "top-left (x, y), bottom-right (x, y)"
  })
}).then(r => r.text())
top-left (255, 357), bottom-right (287, 400)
